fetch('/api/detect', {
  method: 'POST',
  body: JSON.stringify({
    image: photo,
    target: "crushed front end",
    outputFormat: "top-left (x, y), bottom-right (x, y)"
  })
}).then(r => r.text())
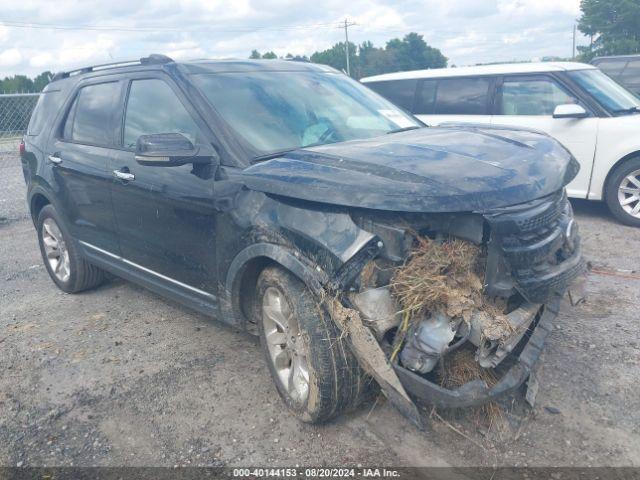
top-left (344, 189), bottom-right (584, 410)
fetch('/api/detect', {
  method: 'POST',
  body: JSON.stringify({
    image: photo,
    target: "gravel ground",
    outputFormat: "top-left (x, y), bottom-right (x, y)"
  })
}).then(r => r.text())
top-left (1, 153), bottom-right (639, 467)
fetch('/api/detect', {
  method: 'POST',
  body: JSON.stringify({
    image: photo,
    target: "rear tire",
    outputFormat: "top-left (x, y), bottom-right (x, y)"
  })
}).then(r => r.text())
top-left (255, 266), bottom-right (375, 423)
top-left (37, 205), bottom-right (104, 293)
top-left (605, 157), bottom-right (640, 227)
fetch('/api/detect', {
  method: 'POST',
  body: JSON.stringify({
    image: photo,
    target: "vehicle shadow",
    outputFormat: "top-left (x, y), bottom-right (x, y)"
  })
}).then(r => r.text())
top-left (569, 198), bottom-right (616, 224)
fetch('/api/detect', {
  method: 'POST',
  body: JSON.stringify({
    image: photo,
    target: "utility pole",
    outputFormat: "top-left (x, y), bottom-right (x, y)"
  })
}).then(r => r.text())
top-left (572, 23), bottom-right (577, 60)
top-left (341, 18), bottom-right (357, 77)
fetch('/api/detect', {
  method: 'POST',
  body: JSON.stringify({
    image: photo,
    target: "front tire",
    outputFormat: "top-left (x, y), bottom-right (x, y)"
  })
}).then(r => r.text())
top-left (605, 157), bottom-right (640, 227)
top-left (37, 205), bottom-right (104, 293)
top-left (255, 266), bottom-right (374, 423)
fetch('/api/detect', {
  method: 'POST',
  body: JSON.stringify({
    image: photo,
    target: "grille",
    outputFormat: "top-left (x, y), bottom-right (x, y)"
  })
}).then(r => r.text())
top-left (485, 190), bottom-right (583, 303)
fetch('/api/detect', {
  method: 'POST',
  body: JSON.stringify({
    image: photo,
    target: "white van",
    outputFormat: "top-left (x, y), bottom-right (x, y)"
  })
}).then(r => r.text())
top-left (362, 62), bottom-right (640, 226)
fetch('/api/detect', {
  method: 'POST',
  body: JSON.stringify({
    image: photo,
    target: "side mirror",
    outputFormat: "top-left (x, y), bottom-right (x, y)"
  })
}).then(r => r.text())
top-left (135, 133), bottom-right (211, 167)
top-left (553, 104), bottom-right (588, 119)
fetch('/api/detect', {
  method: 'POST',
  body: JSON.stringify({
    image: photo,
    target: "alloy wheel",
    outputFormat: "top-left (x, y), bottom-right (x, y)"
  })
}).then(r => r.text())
top-left (618, 168), bottom-right (640, 219)
top-left (42, 218), bottom-right (70, 282)
top-left (262, 286), bottom-right (310, 404)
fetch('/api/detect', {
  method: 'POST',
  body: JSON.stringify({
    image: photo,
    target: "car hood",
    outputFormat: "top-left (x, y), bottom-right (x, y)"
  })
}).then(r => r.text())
top-left (239, 125), bottom-right (580, 213)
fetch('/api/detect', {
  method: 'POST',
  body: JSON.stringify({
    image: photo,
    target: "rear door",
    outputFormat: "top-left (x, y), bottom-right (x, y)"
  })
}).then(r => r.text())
top-left (47, 80), bottom-right (123, 253)
top-left (493, 74), bottom-right (599, 199)
top-left (414, 76), bottom-right (494, 126)
top-left (109, 75), bottom-right (219, 298)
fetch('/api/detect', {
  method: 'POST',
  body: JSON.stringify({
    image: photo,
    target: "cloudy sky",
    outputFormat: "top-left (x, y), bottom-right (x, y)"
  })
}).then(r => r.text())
top-left (0, 0), bottom-right (587, 77)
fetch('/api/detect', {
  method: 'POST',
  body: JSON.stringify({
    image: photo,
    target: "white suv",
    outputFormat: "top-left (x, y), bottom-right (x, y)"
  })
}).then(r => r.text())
top-left (362, 62), bottom-right (640, 226)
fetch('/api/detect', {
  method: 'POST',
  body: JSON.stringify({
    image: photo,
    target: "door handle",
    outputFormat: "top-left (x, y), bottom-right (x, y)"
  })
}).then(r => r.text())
top-left (113, 169), bottom-right (135, 181)
top-left (47, 154), bottom-right (62, 164)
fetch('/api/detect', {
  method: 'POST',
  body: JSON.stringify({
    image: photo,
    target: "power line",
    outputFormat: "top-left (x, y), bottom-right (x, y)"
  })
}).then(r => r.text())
top-left (0, 19), bottom-right (346, 33)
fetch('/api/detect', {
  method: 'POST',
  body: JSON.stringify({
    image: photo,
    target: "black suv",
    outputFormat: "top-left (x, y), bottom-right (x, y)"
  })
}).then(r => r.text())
top-left (21, 55), bottom-right (583, 426)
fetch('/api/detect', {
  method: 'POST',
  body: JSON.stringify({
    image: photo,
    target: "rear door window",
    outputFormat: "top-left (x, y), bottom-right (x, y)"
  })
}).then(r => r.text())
top-left (66, 82), bottom-right (121, 146)
top-left (433, 77), bottom-right (491, 115)
top-left (364, 79), bottom-right (417, 111)
top-left (498, 76), bottom-right (575, 116)
top-left (414, 79), bottom-right (437, 114)
top-left (123, 79), bottom-right (201, 149)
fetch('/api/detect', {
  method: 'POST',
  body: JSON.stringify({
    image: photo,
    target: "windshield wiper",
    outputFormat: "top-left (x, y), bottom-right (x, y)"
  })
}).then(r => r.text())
top-left (386, 125), bottom-right (422, 134)
top-left (252, 148), bottom-right (299, 163)
top-left (613, 106), bottom-right (640, 115)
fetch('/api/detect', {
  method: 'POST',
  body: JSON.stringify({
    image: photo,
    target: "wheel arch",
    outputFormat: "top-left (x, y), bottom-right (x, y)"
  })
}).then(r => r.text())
top-left (603, 150), bottom-right (640, 198)
top-left (29, 191), bottom-right (52, 224)
top-left (224, 243), bottom-right (329, 332)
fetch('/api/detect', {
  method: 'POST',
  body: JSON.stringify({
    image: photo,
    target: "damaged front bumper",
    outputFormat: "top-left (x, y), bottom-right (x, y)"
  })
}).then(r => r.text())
top-left (393, 294), bottom-right (560, 408)
top-left (337, 189), bottom-right (584, 418)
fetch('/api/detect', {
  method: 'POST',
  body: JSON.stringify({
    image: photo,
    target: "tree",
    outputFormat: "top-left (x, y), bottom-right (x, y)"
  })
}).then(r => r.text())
top-left (310, 33), bottom-right (446, 79)
top-left (310, 41), bottom-right (359, 74)
top-left (0, 71), bottom-right (52, 93)
top-left (248, 50), bottom-right (278, 59)
top-left (384, 33), bottom-right (447, 72)
top-left (578, 0), bottom-right (640, 61)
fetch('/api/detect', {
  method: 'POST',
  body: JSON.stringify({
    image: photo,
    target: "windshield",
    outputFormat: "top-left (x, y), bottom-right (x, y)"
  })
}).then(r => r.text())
top-left (191, 71), bottom-right (421, 156)
top-left (567, 69), bottom-right (640, 114)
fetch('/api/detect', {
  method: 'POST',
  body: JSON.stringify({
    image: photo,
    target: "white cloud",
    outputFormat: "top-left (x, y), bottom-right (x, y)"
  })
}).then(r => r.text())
top-left (0, 0), bottom-right (590, 77)
top-left (0, 49), bottom-right (23, 67)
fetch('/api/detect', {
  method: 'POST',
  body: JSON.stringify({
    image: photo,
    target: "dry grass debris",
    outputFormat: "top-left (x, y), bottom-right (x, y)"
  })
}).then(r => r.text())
top-left (438, 347), bottom-right (504, 428)
top-left (390, 234), bottom-right (512, 340)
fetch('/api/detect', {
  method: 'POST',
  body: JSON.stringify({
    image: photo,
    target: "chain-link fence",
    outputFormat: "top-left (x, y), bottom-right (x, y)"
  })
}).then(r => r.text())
top-left (0, 93), bottom-right (39, 224)
top-left (0, 93), bottom-right (40, 154)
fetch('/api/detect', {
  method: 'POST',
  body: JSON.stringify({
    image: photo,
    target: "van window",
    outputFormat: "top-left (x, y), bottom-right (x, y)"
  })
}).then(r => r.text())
top-left (364, 79), bottom-right (417, 111)
top-left (434, 78), bottom-right (491, 115)
top-left (595, 59), bottom-right (628, 80)
top-left (499, 77), bottom-right (574, 116)
top-left (620, 59), bottom-right (640, 84)
top-left (67, 82), bottom-right (121, 146)
top-left (414, 79), bottom-right (437, 114)
top-left (123, 79), bottom-right (201, 149)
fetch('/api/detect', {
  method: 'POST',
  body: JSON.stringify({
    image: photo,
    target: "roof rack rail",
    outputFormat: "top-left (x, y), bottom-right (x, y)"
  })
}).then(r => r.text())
top-left (51, 54), bottom-right (174, 82)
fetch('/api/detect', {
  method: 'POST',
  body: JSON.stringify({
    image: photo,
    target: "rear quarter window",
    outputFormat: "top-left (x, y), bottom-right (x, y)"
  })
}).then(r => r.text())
top-left (364, 79), bottom-right (418, 111)
top-left (27, 91), bottom-right (60, 136)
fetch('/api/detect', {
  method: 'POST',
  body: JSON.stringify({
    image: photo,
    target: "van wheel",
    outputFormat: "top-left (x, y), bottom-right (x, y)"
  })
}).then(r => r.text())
top-left (605, 157), bottom-right (640, 227)
top-left (37, 205), bottom-right (104, 293)
top-left (255, 266), bottom-right (375, 423)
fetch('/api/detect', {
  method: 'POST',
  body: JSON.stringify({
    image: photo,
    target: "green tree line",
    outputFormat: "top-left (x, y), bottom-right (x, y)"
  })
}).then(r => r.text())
top-left (0, 71), bottom-right (52, 93)
top-left (249, 32), bottom-right (447, 79)
top-left (578, 0), bottom-right (640, 61)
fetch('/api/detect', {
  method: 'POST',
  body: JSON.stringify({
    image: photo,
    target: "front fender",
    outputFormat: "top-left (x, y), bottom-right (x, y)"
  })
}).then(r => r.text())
top-left (223, 242), bottom-right (329, 330)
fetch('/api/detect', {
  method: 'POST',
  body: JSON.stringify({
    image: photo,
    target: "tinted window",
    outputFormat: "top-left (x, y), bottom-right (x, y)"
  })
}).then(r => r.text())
top-left (499, 77), bottom-right (574, 116)
top-left (62, 96), bottom-right (78, 140)
top-left (27, 91), bottom-right (59, 136)
top-left (594, 59), bottom-right (628, 80)
top-left (620, 59), bottom-right (640, 83)
top-left (123, 79), bottom-right (201, 149)
top-left (434, 78), bottom-right (490, 115)
top-left (414, 79), bottom-right (437, 114)
top-left (364, 79), bottom-right (417, 111)
top-left (69, 82), bottom-right (120, 145)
